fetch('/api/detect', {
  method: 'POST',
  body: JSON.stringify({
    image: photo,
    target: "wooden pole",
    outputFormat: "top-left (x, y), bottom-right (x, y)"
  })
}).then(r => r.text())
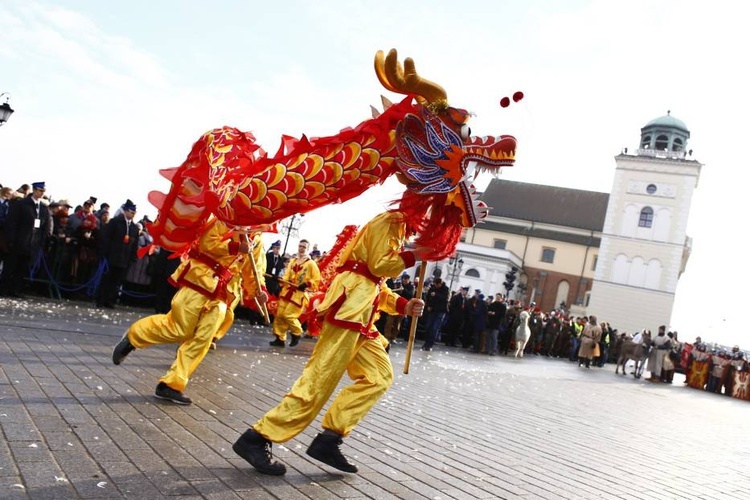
top-left (243, 233), bottom-right (270, 324)
top-left (403, 261), bottom-right (427, 374)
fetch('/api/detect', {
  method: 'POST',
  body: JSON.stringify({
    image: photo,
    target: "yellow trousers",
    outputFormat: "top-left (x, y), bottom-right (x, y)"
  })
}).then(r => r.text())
top-left (254, 324), bottom-right (393, 442)
top-left (272, 298), bottom-right (304, 341)
top-left (127, 287), bottom-right (233, 392)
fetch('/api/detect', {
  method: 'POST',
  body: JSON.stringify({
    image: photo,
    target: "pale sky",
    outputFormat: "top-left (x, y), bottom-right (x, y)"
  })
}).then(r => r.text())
top-left (1, 0), bottom-right (748, 347)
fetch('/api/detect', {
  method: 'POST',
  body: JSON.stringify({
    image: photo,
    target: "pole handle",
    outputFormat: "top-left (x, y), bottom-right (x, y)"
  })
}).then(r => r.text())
top-left (403, 261), bottom-right (427, 374)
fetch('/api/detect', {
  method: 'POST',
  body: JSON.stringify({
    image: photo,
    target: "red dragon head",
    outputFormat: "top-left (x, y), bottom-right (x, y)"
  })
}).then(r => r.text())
top-left (374, 49), bottom-right (517, 228)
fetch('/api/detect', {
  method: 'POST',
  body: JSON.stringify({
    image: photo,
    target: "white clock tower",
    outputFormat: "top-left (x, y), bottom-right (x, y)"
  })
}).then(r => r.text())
top-left (587, 112), bottom-right (702, 333)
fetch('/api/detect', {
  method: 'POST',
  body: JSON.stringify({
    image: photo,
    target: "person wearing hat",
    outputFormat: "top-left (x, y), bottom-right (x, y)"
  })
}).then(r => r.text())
top-left (113, 199), bottom-right (136, 219)
top-left (265, 240), bottom-right (284, 296)
top-left (95, 200), bottom-right (139, 308)
top-left (0, 182), bottom-right (52, 298)
top-left (69, 198), bottom-right (98, 233)
top-left (55, 199), bottom-right (73, 217)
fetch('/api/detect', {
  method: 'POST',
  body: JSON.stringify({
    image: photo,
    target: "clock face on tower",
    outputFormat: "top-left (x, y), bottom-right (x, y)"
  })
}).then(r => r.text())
top-left (646, 184), bottom-right (657, 194)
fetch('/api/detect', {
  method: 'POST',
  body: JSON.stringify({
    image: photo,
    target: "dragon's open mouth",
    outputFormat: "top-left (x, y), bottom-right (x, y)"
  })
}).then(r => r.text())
top-left (464, 134), bottom-right (517, 168)
top-left (455, 134), bottom-right (516, 227)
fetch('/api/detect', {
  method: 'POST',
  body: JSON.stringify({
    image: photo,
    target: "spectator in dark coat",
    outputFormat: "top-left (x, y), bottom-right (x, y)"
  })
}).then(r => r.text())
top-left (96, 200), bottom-right (139, 308)
top-left (420, 277), bottom-right (449, 351)
top-left (265, 240), bottom-right (284, 296)
top-left (0, 186), bottom-right (15, 272)
top-left (0, 182), bottom-right (52, 298)
top-left (445, 286), bottom-right (468, 347)
top-left (471, 293), bottom-right (488, 352)
top-left (485, 293), bottom-right (507, 355)
top-left (461, 289), bottom-right (481, 348)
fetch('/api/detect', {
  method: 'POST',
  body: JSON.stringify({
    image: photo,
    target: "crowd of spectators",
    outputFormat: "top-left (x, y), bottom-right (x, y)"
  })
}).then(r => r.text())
top-left (376, 274), bottom-right (749, 399)
top-left (0, 180), bottom-right (153, 305)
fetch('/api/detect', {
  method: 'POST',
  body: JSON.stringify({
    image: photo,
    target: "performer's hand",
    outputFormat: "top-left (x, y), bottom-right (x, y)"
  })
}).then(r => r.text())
top-left (405, 299), bottom-right (425, 317)
top-left (238, 241), bottom-right (251, 254)
top-left (297, 283), bottom-right (308, 292)
top-left (256, 290), bottom-right (268, 304)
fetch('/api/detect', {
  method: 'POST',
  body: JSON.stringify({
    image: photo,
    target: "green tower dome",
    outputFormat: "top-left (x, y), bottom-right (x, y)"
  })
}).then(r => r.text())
top-left (639, 111), bottom-right (690, 154)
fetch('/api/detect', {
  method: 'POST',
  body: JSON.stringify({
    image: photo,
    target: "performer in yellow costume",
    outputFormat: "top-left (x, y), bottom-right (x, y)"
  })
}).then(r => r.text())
top-left (233, 210), bottom-right (427, 475)
top-left (111, 216), bottom-right (267, 405)
top-left (269, 239), bottom-right (321, 347)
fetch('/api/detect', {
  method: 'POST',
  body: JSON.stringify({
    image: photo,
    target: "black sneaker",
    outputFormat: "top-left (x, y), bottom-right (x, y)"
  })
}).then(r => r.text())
top-left (112, 333), bottom-right (135, 365)
top-left (289, 335), bottom-right (300, 347)
top-left (233, 429), bottom-right (287, 475)
top-left (306, 433), bottom-right (358, 473)
top-left (154, 382), bottom-right (192, 405)
top-left (269, 338), bottom-right (286, 347)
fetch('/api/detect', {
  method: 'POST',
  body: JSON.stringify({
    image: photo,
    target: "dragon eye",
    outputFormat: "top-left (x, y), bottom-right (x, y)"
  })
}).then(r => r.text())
top-left (460, 124), bottom-right (471, 140)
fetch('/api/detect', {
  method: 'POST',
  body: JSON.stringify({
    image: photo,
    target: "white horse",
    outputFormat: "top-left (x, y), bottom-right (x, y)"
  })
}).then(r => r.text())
top-left (514, 310), bottom-right (531, 358)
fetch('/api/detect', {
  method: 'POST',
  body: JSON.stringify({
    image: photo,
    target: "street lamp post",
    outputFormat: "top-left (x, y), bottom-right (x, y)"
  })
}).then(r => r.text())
top-left (448, 255), bottom-right (464, 291)
top-left (0, 93), bottom-right (14, 127)
top-left (281, 213), bottom-right (305, 255)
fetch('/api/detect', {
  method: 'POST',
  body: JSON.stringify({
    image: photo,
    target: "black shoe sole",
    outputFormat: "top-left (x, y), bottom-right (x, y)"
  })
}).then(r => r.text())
top-left (154, 383), bottom-right (192, 405)
top-left (307, 448), bottom-right (358, 473)
top-left (154, 393), bottom-right (192, 405)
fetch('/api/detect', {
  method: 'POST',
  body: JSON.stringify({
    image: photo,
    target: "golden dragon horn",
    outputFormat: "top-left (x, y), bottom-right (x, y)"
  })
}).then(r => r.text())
top-left (374, 49), bottom-right (448, 106)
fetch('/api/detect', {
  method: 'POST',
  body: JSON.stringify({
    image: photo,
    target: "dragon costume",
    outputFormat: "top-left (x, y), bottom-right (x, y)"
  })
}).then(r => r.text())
top-left (146, 49), bottom-right (517, 258)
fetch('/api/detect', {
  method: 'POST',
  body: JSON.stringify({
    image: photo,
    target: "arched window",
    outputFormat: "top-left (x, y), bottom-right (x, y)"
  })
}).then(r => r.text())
top-left (672, 138), bottom-right (683, 151)
top-left (641, 135), bottom-right (651, 148)
top-left (639, 207), bottom-right (654, 228)
top-left (655, 134), bottom-right (669, 150)
top-left (465, 268), bottom-right (480, 278)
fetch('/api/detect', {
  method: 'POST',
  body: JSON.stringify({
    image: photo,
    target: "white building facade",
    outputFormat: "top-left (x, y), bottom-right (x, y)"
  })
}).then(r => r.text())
top-left (587, 113), bottom-right (702, 332)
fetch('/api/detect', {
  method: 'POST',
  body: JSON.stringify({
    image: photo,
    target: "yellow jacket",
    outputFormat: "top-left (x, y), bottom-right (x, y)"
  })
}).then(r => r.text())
top-left (279, 254), bottom-right (321, 308)
top-left (317, 211), bottom-right (417, 338)
top-left (170, 217), bottom-right (265, 306)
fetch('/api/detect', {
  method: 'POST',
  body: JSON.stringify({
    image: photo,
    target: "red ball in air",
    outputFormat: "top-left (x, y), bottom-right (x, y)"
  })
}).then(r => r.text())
top-left (500, 96), bottom-right (510, 108)
top-left (513, 91), bottom-right (524, 102)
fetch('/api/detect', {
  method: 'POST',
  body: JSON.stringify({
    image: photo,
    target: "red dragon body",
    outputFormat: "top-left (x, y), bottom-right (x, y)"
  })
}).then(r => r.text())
top-left (147, 49), bottom-right (517, 255)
